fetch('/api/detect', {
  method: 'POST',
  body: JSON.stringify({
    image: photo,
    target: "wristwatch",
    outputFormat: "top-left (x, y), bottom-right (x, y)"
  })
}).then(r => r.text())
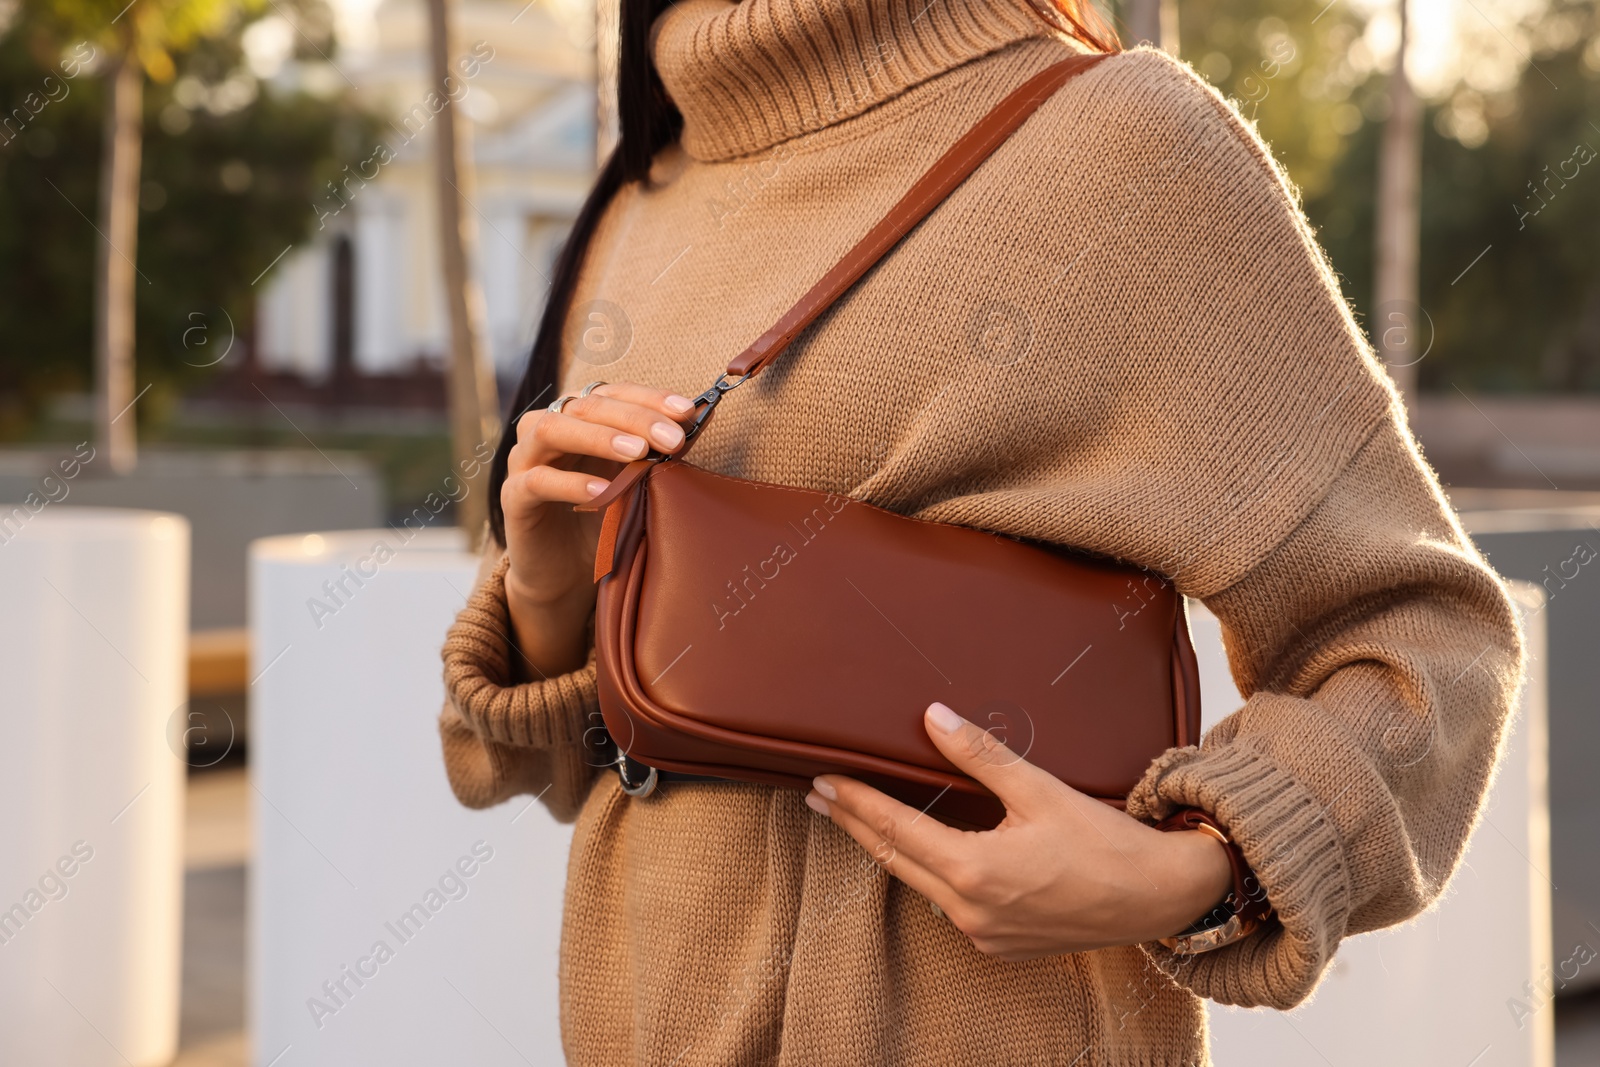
top-left (1153, 808), bottom-right (1274, 955)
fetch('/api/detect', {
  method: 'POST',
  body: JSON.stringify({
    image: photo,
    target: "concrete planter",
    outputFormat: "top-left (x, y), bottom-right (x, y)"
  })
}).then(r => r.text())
top-left (1464, 507), bottom-right (1600, 995)
top-left (0, 448), bottom-right (383, 630)
top-left (1201, 584), bottom-right (1552, 1067)
top-left (249, 527), bottom-right (568, 1067)
top-left (0, 507), bottom-right (189, 1066)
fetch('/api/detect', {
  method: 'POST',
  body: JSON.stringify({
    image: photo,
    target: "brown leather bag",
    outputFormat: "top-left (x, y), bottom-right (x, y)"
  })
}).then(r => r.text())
top-left (575, 53), bottom-right (1201, 830)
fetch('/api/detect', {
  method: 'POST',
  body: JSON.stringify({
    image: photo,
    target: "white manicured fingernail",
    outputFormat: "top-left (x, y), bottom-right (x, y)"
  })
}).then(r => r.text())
top-left (805, 792), bottom-right (830, 815)
top-left (665, 394), bottom-right (694, 413)
top-left (613, 433), bottom-right (646, 458)
top-left (586, 479), bottom-right (609, 498)
top-left (927, 702), bottom-right (963, 734)
top-left (811, 776), bottom-right (837, 801)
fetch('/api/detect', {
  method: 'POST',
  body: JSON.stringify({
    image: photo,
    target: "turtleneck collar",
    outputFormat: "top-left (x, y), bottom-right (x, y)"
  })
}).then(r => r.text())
top-left (651, 0), bottom-right (1054, 160)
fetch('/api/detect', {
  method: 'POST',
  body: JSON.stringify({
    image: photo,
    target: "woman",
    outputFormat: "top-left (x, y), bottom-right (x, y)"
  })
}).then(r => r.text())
top-left (438, 0), bottom-right (1525, 1060)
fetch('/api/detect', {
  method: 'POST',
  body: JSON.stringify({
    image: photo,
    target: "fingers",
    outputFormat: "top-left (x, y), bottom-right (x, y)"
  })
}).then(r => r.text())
top-left (503, 464), bottom-right (612, 513)
top-left (809, 775), bottom-right (969, 896)
top-left (525, 382), bottom-right (695, 458)
top-left (516, 394), bottom-right (688, 467)
top-left (504, 382), bottom-right (698, 513)
top-left (814, 795), bottom-right (958, 912)
top-left (922, 702), bottom-right (1059, 818)
top-left (581, 380), bottom-right (697, 418)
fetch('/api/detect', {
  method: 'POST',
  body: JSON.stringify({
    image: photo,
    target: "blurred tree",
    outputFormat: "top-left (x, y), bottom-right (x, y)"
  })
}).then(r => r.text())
top-left (1413, 0), bottom-right (1600, 393)
top-left (29, 0), bottom-right (242, 471)
top-left (0, 25), bottom-right (100, 435)
top-left (0, 4), bottom-right (379, 440)
top-left (1174, 0), bottom-right (1376, 204)
top-left (1171, 0), bottom-right (1600, 396)
top-left (1372, 0), bottom-right (1422, 406)
top-left (425, 0), bottom-right (498, 540)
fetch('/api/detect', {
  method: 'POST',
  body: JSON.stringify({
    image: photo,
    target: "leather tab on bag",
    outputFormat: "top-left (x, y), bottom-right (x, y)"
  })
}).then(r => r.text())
top-left (593, 495), bottom-right (626, 581)
top-left (574, 458), bottom-right (654, 513)
top-left (726, 333), bottom-right (781, 378)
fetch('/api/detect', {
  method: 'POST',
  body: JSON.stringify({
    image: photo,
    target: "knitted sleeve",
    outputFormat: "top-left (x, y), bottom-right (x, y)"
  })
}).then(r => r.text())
top-left (1125, 413), bottom-right (1525, 1009)
top-left (437, 546), bottom-right (602, 821)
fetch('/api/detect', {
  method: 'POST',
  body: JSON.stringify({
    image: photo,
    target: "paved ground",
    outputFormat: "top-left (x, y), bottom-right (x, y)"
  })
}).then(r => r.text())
top-left (174, 768), bottom-right (249, 1067)
top-left (172, 766), bottom-right (1600, 1066)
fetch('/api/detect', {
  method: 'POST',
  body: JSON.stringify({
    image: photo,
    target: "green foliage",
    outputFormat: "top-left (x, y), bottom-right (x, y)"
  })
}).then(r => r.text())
top-left (1162, 0), bottom-right (1600, 394)
top-left (0, 27), bottom-right (104, 435)
top-left (25, 0), bottom-right (246, 82)
top-left (1176, 0), bottom-right (1378, 203)
top-left (135, 33), bottom-right (383, 414)
top-left (0, 7), bottom-right (382, 438)
top-left (1295, 3), bottom-right (1600, 394)
top-left (1414, 4), bottom-right (1600, 392)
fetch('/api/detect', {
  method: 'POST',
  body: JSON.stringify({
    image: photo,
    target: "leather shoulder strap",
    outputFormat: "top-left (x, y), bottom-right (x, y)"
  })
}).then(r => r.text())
top-left (725, 51), bottom-right (1109, 380)
top-left (575, 51), bottom-right (1109, 521)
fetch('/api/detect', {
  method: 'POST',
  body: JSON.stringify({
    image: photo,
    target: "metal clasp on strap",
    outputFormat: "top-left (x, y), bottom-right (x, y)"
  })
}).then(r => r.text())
top-left (614, 750), bottom-right (659, 798)
top-left (682, 370), bottom-right (753, 443)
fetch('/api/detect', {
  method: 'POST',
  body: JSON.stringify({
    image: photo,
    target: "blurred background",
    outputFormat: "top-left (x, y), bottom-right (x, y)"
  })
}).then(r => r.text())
top-left (0, 0), bottom-right (1597, 1061)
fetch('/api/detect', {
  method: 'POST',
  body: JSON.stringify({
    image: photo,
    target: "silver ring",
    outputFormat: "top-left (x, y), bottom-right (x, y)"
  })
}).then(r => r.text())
top-left (579, 380), bottom-right (607, 398)
top-left (615, 753), bottom-right (658, 798)
top-left (548, 395), bottom-right (577, 414)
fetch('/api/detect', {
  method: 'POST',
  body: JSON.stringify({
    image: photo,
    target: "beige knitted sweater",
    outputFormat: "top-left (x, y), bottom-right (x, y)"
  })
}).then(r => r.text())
top-left (437, 0), bottom-right (1525, 1062)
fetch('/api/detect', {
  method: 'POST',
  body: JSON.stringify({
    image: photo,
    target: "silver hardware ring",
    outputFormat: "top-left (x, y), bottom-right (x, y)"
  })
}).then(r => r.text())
top-left (616, 757), bottom-right (658, 798)
top-left (579, 380), bottom-right (607, 398)
top-left (548, 394), bottom-right (577, 414)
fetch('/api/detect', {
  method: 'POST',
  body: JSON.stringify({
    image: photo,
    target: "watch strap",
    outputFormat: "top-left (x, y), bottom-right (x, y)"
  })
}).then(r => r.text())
top-left (1153, 807), bottom-right (1274, 954)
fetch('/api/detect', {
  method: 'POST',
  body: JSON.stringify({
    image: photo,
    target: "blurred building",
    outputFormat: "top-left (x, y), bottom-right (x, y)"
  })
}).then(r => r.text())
top-left (254, 0), bottom-right (594, 386)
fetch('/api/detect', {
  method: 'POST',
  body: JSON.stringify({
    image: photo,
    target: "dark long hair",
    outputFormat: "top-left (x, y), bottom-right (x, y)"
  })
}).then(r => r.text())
top-left (486, 0), bottom-right (1119, 547)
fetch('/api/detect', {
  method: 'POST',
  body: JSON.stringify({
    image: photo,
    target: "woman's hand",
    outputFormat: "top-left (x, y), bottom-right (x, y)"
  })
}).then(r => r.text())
top-left (500, 381), bottom-right (697, 677)
top-left (805, 702), bottom-right (1234, 960)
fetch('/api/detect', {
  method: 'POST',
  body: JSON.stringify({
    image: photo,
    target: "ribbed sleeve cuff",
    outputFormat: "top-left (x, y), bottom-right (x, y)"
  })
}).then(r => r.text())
top-left (441, 553), bottom-right (599, 751)
top-left (1125, 722), bottom-right (1353, 1009)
